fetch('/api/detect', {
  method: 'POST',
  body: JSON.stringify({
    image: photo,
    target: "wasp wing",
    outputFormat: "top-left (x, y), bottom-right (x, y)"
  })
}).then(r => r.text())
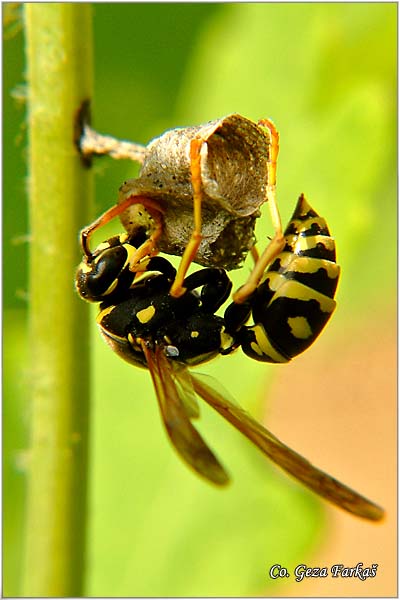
top-left (141, 341), bottom-right (229, 486)
top-left (191, 373), bottom-right (384, 521)
top-left (173, 365), bottom-right (200, 420)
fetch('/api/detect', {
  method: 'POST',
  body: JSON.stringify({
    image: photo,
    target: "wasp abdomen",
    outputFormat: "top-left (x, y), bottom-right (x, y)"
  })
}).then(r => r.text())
top-left (234, 195), bottom-right (340, 363)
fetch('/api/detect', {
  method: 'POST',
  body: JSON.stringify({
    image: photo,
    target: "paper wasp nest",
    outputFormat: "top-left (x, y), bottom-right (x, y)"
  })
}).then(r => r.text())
top-left (118, 114), bottom-right (271, 269)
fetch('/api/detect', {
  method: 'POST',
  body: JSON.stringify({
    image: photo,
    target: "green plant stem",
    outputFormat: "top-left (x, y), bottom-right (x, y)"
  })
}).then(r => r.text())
top-left (23, 5), bottom-right (93, 596)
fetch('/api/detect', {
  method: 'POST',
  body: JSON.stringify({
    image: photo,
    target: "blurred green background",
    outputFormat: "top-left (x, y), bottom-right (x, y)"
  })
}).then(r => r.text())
top-left (4, 3), bottom-right (396, 596)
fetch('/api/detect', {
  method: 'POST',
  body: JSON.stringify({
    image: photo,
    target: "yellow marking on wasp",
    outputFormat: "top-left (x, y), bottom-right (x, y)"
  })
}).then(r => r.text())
top-left (287, 316), bottom-right (313, 339)
top-left (78, 261), bottom-right (92, 274)
top-left (261, 271), bottom-right (286, 291)
top-left (97, 310), bottom-right (127, 344)
top-left (103, 278), bottom-right (119, 296)
top-left (220, 330), bottom-right (235, 351)
top-left (279, 280), bottom-right (336, 313)
top-left (262, 276), bottom-right (336, 314)
top-left (272, 253), bottom-right (340, 278)
top-left (250, 341), bottom-right (263, 356)
top-left (96, 304), bottom-right (115, 323)
top-left (100, 328), bottom-right (127, 344)
top-left (95, 241), bottom-right (112, 253)
top-left (285, 234), bottom-right (335, 254)
top-left (123, 242), bottom-right (141, 269)
top-left (251, 325), bottom-right (289, 363)
top-left (119, 233), bottom-right (129, 244)
top-left (289, 216), bottom-right (327, 234)
top-left (128, 333), bottom-right (142, 351)
top-left (136, 305), bottom-right (156, 324)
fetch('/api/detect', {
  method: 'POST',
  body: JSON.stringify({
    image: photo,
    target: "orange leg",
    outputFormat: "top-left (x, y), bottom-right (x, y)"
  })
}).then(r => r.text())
top-left (80, 194), bottom-right (164, 265)
top-left (169, 138), bottom-right (204, 297)
top-left (250, 245), bottom-right (260, 264)
top-left (126, 207), bottom-right (164, 268)
top-left (233, 119), bottom-right (285, 304)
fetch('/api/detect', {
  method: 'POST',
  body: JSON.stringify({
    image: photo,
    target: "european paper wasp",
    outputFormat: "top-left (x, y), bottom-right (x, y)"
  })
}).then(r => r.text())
top-left (76, 207), bottom-right (382, 521)
top-left (76, 117), bottom-right (383, 521)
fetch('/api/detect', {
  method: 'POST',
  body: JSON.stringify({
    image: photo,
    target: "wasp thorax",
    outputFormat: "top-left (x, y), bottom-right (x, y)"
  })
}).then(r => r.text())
top-left (118, 114), bottom-right (271, 269)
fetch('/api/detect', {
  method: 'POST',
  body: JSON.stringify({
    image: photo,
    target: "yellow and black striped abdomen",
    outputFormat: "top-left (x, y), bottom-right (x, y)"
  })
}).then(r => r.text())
top-left (242, 194), bottom-right (340, 363)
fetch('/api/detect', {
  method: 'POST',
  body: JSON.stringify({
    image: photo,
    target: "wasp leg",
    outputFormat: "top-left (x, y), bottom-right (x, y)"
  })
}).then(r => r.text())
top-left (233, 119), bottom-right (285, 304)
top-left (250, 245), bottom-right (260, 264)
top-left (169, 138), bottom-right (204, 298)
top-left (80, 195), bottom-right (164, 264)
top-left (133, 255), bottom-right (177, 282)
top-left (124, 200), bottom-right (164, 268)
top-left (183, 268), bottom-right (232, 313)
